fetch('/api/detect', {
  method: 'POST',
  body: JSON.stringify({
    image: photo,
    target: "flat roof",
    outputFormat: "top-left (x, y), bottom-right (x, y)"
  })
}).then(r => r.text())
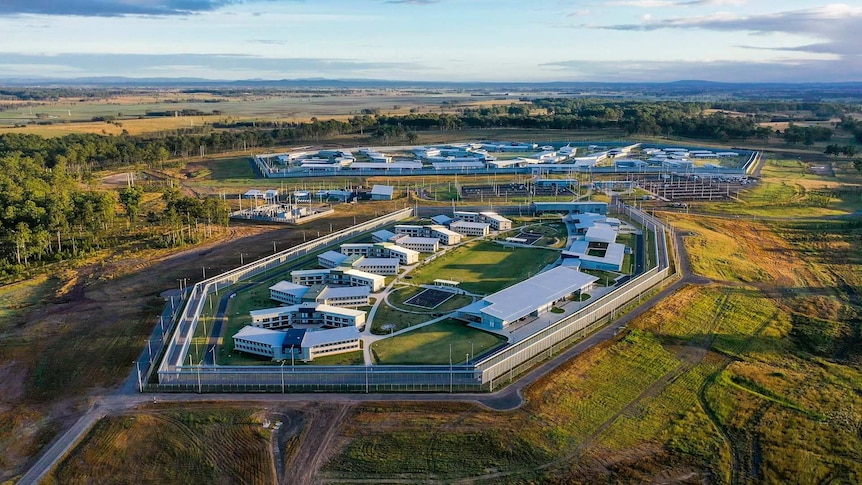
top-left (397, 236), bottom-right (439, 245)
top-left (356, 257), bottom-right (400, 266)
top-left (350, 162), bottom-right (423, 170)
top-left (480, 212), bottom-right (512, 223)
top-left (371, 184), bottom-right (395, 196)
top-left (429, 226), bottom-right (460, 237)
top-left (317, 285), bottom-right (370, 300)
top-left (233, 325), bottom-right (287, 347)
top-left (270, 280), bottom-right (308, 293)
top-left (585, 225), bottom-right (618, 244)
top-left (372, 229), bottom-right (396, 240)
top-left (480, 267), bottom-right (598, 323)
top-left (301, 326), bottom-right (362, 348)
top-left (450, 220), bottom-right (491, 229)
top-left (342, 268), bottom-right (386, 280)
top-left (319, 250), bottom-right (348, 263)
top-left (386, 245), bottom-right (419, 256)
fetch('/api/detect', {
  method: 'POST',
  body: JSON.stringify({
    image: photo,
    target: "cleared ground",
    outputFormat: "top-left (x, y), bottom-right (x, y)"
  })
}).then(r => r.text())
top-left (49, 409), bottom-right (274, 484)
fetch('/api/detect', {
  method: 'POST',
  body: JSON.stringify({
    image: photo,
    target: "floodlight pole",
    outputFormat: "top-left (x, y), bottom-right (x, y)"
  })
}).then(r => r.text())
top-left (135, 360), bottom-right (143, 392)
top-left (281, 361), bottom-right (285, 393)
top-left (449, 344), bottom-right (453, 393)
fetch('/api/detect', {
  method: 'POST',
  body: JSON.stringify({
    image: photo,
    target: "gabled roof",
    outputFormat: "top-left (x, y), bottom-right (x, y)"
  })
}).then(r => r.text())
top-left (480, 267), bottom-right (598, 323)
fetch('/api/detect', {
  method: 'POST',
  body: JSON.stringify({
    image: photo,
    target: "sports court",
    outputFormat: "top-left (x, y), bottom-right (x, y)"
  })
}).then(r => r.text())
top-left (403, 288), bottom-right (455, 309)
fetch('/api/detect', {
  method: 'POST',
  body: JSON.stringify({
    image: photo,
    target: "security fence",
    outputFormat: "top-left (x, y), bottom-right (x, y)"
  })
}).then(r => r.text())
top-left (154, 208), bottom-right (414, 383)
top-left (150, 203), bottom-right (676, 393)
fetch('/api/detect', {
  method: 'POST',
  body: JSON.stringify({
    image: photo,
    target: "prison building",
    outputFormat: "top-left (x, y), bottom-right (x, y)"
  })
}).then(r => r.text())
top-left (479, 212), bottom-right (513, 231)
top-left (561, 223), bottom-right (627, 272)
top-left (430, 214), bottom-right (453, 226)
top-left (352, 257), bottom-right (400, 275)
top-left (394, 224), bottom-right (426, 237)
top-left (372, 229), bottom-right (397, 243)
top-left (532, 202), bottom-right (608, 215)
top-left (290, 268), bottom-right (385, 292)
top-left (270, 281), bottom-right (311, 304)
top-left (457, 266), bottom-right (598, 330)
top-left (232, 326), bottom-right (361, 362)
top-left (428, 225), bottom-right (462, 245)
top-left (340, 242), bottom-right (420, 265)
top-left (453, 211), bottom-right (482, 222)
top-left (270, 281), bottom-right (370, 307)
top-left (395, 236), bottom-right (440, 253)
top-left (449, 220), bottom-right (491, 237)
top-left (249, 302), bottom-right (366, 330)
top-left (370, 185), bottom-right (395, 200)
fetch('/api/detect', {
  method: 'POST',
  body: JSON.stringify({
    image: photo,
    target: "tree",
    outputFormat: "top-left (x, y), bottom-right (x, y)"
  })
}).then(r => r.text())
top-left (119, 186), bottom-right (144, 221)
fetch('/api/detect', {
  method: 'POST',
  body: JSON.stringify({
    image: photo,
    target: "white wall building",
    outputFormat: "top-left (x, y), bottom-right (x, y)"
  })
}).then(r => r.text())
top-left (232, 326), bottom-right (361, 362)
top-left (395, 236), bottom-right (440, 253)
top-left (250, 302), bottom-right (366, 330)
top-left (479, 212), bottom-right (513, 231)
top-left (449, 220), bottom-right (491, 237)
top-left (291, 268), bottom-right (385, 292)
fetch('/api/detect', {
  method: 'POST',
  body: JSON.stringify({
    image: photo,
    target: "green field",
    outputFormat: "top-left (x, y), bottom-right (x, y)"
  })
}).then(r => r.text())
top-left (371, 319), bottom-right (507, 365)
top-left (407, 241), bottom-right (559, 294)
top-left (370, 286), bottom-right (476, 335)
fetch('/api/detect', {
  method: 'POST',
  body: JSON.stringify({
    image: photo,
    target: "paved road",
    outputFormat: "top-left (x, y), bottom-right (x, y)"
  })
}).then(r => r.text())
top-left (19, 222), bottom-right (698, 485)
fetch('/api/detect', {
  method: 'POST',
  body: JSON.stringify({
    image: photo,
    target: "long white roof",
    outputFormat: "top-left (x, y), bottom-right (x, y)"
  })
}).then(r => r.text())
top-left (270, 280), bottom-right (310, 295)
top-left (301, 326), bottom-right (361, 347)
top-left (480, 267), bottom-right (598, 323)
top-left (319, 250), bottom-right (349, 264)
top-left (233, 325), bottom-right (286, 347)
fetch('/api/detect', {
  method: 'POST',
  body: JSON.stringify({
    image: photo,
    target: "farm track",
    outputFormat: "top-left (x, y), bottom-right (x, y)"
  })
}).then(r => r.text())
top-left (289, 404), bottom-right (351, 485)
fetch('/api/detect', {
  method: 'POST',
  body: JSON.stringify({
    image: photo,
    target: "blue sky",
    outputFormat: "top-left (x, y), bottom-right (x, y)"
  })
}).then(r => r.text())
top-left (0, 0), bottom-right (860, 82)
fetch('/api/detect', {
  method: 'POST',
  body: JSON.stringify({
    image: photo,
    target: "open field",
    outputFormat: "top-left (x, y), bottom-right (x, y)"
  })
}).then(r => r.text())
top-left (690, 157), bottom-right (862, 217)
top-left (47, 409), bottom-right (274, 484)
top-left (370, 319), bottom-right (507, 365)
top-left (407, 241), bottom-right (560, 295)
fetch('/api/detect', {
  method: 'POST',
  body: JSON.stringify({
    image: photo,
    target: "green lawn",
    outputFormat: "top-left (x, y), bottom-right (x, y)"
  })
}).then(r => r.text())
top-left (208, 156), bottom-right (257, 180)
top-left (407, 241), bottom-right (559, 294)
top-left (371, 319), bottom-right (507, 365)
top-left (370, 303), bottom-right (438, 335)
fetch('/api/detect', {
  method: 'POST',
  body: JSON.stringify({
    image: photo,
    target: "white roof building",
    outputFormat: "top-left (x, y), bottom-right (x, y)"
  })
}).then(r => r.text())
top-left (461, 267), bottom-right (598, 329)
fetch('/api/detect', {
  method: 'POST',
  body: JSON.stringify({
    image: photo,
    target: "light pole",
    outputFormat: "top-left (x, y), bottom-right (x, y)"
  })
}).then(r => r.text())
top-left (281, 361), bottom-right (285, 393)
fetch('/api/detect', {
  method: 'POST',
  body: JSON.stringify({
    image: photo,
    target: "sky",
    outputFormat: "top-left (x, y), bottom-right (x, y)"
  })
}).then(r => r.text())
top-left (0, 0), bottom-right (860, 83)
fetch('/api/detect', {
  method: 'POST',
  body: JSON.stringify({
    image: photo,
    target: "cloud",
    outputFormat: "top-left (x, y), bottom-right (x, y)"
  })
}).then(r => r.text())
top-left (0, 52), bottom-right (421, 78)
top-left (0, 0), bottom-right (246, 17)
top-left (383, 0), bottom-right (440, 5)
top-left (604, 0), bottom-right (746, 7)
top-left (384, 0), bottom-right (441, 4)
top-left (594, 3), bottom-right (862, 57)
top-left (540, 56), bottom-right (862, 83)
